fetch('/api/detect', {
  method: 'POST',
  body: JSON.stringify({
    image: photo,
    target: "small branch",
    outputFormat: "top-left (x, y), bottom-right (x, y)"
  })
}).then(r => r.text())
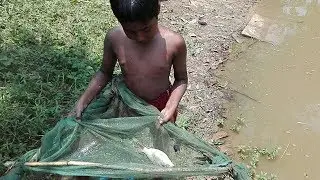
top-left (229, 88), bottom-right (260, 103)
top-left (280, 143), bottom-right (290, 159)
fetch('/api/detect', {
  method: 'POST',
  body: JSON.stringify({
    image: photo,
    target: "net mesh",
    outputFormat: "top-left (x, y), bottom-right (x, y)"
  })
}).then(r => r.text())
top-left (1, 75), bottom-right (250, 180)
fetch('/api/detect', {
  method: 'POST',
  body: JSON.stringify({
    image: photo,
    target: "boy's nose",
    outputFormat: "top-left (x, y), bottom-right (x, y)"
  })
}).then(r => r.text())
top-left (136, 32), bottom-right (147, 42)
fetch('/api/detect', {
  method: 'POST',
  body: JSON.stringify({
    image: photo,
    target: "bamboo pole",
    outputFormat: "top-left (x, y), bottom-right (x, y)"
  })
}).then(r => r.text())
top-left (25, 161), bottom-right (100, 167)
top-left (24, 161), bottom-right (146, 171)
top-left (23, 161), bottom-right (232, 176)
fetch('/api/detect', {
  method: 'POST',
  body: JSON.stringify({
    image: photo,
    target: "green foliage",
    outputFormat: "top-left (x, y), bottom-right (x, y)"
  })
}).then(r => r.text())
top-left (0, 0), bottom-right (116, 173)
top-left (176, 113), bottom-right (191, 130)
top-left (255, 171), bottom-right (277, 180)
top-left (237, 145), bottom-right (279, 180)
top-left (230, 116), bottom-right (246, 133)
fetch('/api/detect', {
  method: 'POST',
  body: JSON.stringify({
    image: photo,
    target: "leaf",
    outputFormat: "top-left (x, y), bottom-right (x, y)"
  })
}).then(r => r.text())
top-left (70, 0), bottom-right (79, 5)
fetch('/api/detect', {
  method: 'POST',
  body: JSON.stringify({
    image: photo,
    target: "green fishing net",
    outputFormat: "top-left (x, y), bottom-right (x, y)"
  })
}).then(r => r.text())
top-left (1, 75), bottom-right (250, 180)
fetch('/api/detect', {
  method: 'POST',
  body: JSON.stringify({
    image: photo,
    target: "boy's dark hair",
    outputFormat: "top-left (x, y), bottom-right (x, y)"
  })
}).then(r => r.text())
top-left (110, 0), bottom-right (160, 23)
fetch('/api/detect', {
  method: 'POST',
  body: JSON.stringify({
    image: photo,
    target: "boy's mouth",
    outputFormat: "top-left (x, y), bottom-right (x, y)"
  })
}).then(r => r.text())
top-left (136, 38), bottom-right (152, 44)
top-left (137, 40), bottom-right (149, 44)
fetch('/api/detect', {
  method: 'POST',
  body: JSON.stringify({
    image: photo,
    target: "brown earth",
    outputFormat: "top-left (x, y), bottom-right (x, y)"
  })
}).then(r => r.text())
top-left (159, 0), bottom-right (258, 153)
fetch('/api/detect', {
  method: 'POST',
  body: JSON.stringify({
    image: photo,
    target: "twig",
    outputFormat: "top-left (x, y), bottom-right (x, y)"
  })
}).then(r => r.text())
top-left (209, 73), bottom-right (260, 103)
top-left (229, 88), bottom-right (260, 103)
top-left (231, 39), bottom-right (259, 59)
top-left (280, 143), bottom-right (290, 159)
top-left (3, 161), bottom-right (16, 175)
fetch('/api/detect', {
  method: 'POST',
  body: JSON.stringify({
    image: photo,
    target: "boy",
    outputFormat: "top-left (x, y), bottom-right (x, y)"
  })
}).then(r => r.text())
top-left (74, 0), bottom-right (188, 125)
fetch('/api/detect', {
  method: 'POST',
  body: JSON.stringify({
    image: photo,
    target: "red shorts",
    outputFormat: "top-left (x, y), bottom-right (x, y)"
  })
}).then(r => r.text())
top-left (147, 89), bottom-right (178, 123)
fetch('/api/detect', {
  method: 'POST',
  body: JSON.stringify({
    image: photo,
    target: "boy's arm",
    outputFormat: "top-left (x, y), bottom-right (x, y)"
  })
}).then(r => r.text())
top-left (75, 31), bottom-right (117, 119)
top-left (160, 35), bottom-right (188, 124)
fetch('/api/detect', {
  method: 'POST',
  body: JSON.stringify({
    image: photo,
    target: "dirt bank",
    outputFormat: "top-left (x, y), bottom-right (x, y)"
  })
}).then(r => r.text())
top-left (160, 0), bottom-right (257, 152)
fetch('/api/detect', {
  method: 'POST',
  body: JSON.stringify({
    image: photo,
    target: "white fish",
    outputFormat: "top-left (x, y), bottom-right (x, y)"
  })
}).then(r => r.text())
top-left (141, 147), bottom-right (174, 167)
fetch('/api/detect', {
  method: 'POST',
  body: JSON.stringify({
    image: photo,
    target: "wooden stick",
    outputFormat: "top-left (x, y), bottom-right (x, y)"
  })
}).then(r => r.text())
top-left (24, 161), bottom-right (231, 175)
top-left (229, 88), bottom-right (260, 103)
top-left (25, 161), bottom-right (100, 167)
top-left (281, 143), bottom-right (290, 159)
top-left (25, 161), bottom-right (146, 172)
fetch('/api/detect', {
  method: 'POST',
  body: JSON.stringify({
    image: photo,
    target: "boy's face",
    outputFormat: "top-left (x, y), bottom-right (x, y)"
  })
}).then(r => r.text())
top-left (121, 18), bottom-right (159, 43)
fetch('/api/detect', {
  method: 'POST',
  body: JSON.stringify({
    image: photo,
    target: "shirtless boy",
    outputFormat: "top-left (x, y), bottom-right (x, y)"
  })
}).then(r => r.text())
top-left (75, 0), bottom-right (188, 125)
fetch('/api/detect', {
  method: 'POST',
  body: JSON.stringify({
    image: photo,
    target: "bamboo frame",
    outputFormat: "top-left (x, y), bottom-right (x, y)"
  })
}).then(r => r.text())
top-left (22, 161), bottom-right (232, 176)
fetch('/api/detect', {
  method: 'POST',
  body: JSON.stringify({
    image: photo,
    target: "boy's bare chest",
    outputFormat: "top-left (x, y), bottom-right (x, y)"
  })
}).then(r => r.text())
top-left (116, 43), bottom-right (173, 76)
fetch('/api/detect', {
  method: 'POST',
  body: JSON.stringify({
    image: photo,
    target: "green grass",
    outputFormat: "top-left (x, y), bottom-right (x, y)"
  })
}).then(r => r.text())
top-left (176, 113), bottom-right (191, 130)
top-left (0, 0), bottom-right (116, 173)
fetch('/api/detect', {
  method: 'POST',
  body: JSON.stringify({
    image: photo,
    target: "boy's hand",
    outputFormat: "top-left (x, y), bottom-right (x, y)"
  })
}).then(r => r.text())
top-left (67, 109), bottom-right (76, 118)
top-left (159, 107), bottom-right (175, 125)
top-left (67, 102), bottom-right (84, 121)
top-left (74, 101), bottom-right (86, 120)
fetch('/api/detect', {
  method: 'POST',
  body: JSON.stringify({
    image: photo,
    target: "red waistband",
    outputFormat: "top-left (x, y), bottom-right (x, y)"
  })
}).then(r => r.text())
top-left (147, 87), bottom-right (177, 122)
top-left (147, 89), bottom-right (171, 111)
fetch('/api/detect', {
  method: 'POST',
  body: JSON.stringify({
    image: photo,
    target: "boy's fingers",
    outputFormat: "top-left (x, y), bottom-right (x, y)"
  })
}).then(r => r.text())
top-left (158, 116), bottom-right (170, 125)
top-left (157, 116), bottom-right (165, 126)
top-left (75, 113), bottom-right (82, 121)
top-left (67, 111), bottom-right (75, 117)
top-left (75, 110), bottom-right (82, 121)
top-left (159, 109), bottom-right (170, 124)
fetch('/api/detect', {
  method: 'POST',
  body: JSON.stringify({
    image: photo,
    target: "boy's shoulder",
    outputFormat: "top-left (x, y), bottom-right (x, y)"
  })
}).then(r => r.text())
top-left (159, 26), bottom-right (186, 51)
top-left (106, 26), bottom-right (126, 42)
top-left (160, 26), bottom-right (184, 42)
top-left (105, 25), bottom-right (185, 51)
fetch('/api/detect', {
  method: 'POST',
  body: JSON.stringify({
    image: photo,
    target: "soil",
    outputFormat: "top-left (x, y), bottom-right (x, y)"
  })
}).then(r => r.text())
top-left (159, 0), bottom-right (258, 147)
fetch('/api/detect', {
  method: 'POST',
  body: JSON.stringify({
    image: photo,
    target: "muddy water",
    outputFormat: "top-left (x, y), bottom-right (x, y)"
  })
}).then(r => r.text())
top-left (221, 0), bottom-right (320, 179)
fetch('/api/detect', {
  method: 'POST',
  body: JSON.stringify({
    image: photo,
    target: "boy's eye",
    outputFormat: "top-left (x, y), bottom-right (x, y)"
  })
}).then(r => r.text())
top-left (126, 30), bottom-right (136, 35)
